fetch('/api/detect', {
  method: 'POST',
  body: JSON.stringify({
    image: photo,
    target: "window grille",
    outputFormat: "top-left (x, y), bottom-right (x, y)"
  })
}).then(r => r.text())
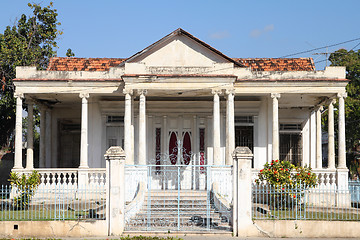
top-left (280, 133), bottom-right (302, 166)
top-left (107, 116), bottom-right (124, 123)
top-left (280, 123), bottom-right (301, 131)
top-left (235, 116), bottom-right (254, 124)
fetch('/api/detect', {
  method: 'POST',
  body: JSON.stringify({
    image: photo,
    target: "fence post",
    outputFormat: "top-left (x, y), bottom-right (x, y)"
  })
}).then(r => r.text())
top-left (232, 146), bottom-right (253, 237)
top-left (105, 146), bottom-right (126, 236)
top-left (336, 168), bottom-right (350, 207)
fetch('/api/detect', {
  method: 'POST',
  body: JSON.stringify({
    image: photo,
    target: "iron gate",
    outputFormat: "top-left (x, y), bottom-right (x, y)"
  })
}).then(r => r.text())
top-left (124, 164), bottom-right (233, 232)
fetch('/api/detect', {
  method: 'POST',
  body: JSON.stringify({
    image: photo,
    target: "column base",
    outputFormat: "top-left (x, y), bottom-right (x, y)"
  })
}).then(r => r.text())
top-left (77, 168), bottom-right (89, 187)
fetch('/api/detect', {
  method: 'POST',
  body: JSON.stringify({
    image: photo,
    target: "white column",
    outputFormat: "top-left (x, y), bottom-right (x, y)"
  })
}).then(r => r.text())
top-left (162, 116), bottom-right (167, 155)
top-left (123, 89), bottom-right (133, 164)
top-left (271, 93), bottom-right (281, 160)
top-left (79, 93), bottom-right (89, 168)
top-left (328, 99), bottom-right (336, 169)
top-left (138, 90), bottom-right (147, 165)
top-left (338, 93), bottom-right (347, 169)
top-left (316, 106), bottom-right (323, 169)
top-left (39, 106), bottom-right (46, 168)
top-left (26, 101), bottom-right (34, 169)
top-left (14, 92), bottom-right (24, 169)
top-left (212, 89), bottom-right (221, 165)
top-left (226, 89), bottom-right (235, 165)
top-left (45, 109), bottom-right (52, 167)
top-left (130, 96), bottom-right (135, 165)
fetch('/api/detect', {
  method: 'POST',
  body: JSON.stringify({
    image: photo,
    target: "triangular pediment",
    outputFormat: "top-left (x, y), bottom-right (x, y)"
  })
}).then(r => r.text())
top-left (123, 28), bottom-right (242, 68)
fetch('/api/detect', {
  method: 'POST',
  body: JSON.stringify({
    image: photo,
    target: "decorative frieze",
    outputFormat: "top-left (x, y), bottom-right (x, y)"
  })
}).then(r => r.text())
top-left (147, 66), bottom-right (211, 75)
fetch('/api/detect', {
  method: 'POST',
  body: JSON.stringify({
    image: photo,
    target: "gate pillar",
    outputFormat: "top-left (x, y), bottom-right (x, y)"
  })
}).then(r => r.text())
top-left (232, 146), bottom-right (253, 237)
top-left (105, 146), bottom-right (126, 236)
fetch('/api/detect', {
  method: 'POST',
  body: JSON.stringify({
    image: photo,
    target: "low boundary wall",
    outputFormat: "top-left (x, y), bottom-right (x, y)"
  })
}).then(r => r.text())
top-left (0, 220), bottom-right (107, 238)
top-left (1, 220), bottom-right (360, 238)
top-left (252, 220), bottom-right (360, 238)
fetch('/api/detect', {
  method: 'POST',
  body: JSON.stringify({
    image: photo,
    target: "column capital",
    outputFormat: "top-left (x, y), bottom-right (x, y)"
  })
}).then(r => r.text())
top-left (225, 89), bottom-right (235, 95)
top-left (14, 92), bottom-right (24, 99)
top-left (211, 89), bottom-right (222, 95)
top-left (270, 93), bottom-right (281, 99)
top-left (79, 92), bottom-right (89, 99)
top-left (137, 89), bottom-right (147, 96)
top-left (337, 92), bottom-right (348, 99)
top-left (316, 105), bottom-right (324, 111)
top-left (328, 98), bottom-right (336, 105)
top-left (123, 89), bottom-right (133, 95)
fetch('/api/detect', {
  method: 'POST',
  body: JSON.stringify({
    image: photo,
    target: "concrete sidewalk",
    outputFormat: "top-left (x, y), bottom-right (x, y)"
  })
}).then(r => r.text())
top-left (62, 235), bottom-right (358, 240)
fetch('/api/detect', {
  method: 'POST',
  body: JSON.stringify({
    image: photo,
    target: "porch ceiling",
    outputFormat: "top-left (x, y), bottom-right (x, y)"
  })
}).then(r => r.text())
top-left (278, 93), bottom-right (334, 109)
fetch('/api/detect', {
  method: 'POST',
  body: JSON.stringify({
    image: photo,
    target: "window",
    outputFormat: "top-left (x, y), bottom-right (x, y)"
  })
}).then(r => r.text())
top-left (106, 116), bottom-right (124, 149)
top-left (235, 116), bottom-right (254, 167)
top-left (279, 124), bottom-right (302, 166)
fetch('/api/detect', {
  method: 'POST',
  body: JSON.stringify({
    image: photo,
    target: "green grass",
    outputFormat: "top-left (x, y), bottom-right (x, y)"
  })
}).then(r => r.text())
top-left (256, 209), bottom-right (360, 221)
top-left (0, 237), bottom-right (182, 240)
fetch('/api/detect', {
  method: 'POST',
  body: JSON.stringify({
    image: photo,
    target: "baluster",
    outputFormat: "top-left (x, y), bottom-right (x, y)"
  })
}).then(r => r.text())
top-left (88, 173), bottom-right (94, 185)
top-left (60, 173), bottom-right (64, 185)
top-left (100, 173), bottom-right (105, 186)
top-left (64, 173), bottom-right (69, 185)
top-left (48, 173), bottom-right (53, 186)
top-left (40, 173), bottom-right (45, 185)
top-left (55, 172), bottom-right (59, 185)
top-left (74, 172), bottom-right (78, 185)
top-left (318, 173), bottom-right (324, 187)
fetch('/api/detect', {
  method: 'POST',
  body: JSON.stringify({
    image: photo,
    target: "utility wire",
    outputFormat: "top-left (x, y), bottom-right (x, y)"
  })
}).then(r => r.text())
top-left (314, 40), bottom-right (360, 64)
top-left (280, 37), bottom-right (360, 58)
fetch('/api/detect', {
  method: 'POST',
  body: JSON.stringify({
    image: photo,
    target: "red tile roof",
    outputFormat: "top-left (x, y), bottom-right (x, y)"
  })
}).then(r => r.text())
top-left (47, 57), bottom-right (315, 72)
top-left (47, 57), bottom-right (126, 71)
top-left (233, 58), bottom-right (315, 71)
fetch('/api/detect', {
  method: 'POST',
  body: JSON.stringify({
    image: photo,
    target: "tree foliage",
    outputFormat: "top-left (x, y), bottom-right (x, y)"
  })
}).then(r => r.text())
top-left (329, 49), bottom-right (360, 176)
top-left (9, 170), bottom-right (41, 209)
top-left (66, 48), bottom-right (75, 57)
top-left (255, 160), bottom-right (318, 189)
top-left (0, 2), bottom-right (62, 148)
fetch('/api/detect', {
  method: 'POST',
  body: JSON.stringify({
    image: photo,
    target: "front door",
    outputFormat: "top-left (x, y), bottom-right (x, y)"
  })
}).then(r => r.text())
top-left (168, 131), bottom-right (192, 165)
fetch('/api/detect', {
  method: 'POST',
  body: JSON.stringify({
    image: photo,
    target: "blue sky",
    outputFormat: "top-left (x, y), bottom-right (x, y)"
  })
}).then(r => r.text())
top-left (0, 0), bottom-right (359, 70)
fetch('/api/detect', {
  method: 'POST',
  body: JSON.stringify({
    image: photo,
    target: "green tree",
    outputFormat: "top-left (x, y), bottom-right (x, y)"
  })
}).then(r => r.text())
top-left (329, 49), bottom-right (360, 177)
top-left (0, 2), bottom-right (62, 148)
top-left (66, 48), bottom-right (75, 57)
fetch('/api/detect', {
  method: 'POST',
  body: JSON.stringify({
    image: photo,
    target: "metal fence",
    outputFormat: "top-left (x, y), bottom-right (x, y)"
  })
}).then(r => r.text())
top-left (0, 184), bottom-right (105, 221)
top-left (125, 164), bottom-right (233, 232)
top-left (252, 183), bottom-right (360, 221)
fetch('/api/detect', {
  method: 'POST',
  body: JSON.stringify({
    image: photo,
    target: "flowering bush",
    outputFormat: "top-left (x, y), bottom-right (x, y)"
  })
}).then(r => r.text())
top-left (255, 160), bottom-right (318, 209)
top-left (255, 160), bottom-right (317, 188)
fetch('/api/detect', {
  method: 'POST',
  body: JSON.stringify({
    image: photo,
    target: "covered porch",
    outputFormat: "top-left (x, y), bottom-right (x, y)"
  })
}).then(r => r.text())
top-left (12, 75), bottom-right (349, 190)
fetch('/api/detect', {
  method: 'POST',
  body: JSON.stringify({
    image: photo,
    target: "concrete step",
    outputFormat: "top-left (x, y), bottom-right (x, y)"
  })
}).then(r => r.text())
top-left (144, 201), bottom-right (209, 205)
top-left (146, 194), bottom-right (208, 198)
top-left (138, 209), bottom-right (217, 214)
top-left (147, 190), bottom-right (208, 197)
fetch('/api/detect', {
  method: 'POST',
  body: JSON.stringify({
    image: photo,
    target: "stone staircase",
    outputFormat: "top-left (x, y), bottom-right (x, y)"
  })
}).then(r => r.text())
top-left (125, 190), bottom-right (232, 231)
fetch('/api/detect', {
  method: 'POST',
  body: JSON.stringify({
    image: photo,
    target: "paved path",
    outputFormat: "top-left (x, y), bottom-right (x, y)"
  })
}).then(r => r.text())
top-left (62, 236), bottom-right (358, 240)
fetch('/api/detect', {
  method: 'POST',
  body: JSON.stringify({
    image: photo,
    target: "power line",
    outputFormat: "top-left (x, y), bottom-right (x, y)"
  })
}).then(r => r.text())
top-left (280, 37), bottom-right (360, 58)
top-left (313, 40), bottom-right (360, 65)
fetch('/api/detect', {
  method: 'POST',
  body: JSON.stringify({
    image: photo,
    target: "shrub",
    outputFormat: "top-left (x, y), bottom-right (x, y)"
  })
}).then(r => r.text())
top-left (8, 170), bottom-right (41, 210)
top-left (255, 160), bottom-right (317, 188)
top-left (255, 160), bottom-right (318, 209)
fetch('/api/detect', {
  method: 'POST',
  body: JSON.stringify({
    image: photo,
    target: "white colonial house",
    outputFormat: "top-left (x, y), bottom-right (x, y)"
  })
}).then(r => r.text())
top-left (12, 28), bottom-right (349, 193)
